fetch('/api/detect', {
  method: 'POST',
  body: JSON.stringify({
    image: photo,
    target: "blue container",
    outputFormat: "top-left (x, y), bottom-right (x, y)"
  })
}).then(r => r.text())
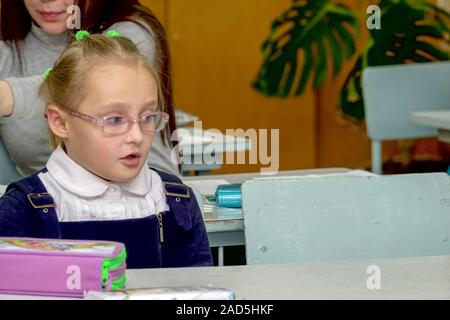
top-left (215, 184), bottom-right (242, 208)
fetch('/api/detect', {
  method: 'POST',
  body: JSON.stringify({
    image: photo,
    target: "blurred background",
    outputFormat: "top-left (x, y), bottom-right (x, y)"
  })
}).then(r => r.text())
top-left (142, 0), bottom-right (450, 175)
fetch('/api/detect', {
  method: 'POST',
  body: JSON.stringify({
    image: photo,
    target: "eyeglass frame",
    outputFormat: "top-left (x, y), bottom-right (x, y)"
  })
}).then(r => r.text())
top-left (56, 105), bottom-right (169, 136)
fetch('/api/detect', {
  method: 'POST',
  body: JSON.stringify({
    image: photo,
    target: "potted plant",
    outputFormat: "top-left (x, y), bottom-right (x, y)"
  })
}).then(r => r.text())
top-left (253, 0), bottom-right (450, 172)
top-left (253, 0), bottom-right (449, 121)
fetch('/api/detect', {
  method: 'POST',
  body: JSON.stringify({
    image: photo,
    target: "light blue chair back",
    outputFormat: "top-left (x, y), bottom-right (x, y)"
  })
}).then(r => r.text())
top-left (362, 61), bottom-right (450, 174)
top-left (242, 173), bottom-right (450, 265)
top-left (0, 137), bottom-right (20, 185)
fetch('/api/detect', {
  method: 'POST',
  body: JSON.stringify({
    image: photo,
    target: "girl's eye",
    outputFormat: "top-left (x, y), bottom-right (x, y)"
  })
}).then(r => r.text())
top-left (141, 113), bottom-right (154, 123)
top-left (104, 116), bottom-right (126, 126)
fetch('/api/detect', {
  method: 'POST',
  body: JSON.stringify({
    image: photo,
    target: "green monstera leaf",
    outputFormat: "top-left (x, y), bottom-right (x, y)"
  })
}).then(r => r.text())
top-left (253, 0), bottom-right (359, 97)
top-left (340, 0), bottom-right (450, 121)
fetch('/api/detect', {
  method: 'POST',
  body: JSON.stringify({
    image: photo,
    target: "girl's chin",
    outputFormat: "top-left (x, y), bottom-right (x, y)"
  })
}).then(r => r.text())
top-left (100, 169), bottom-right (142, 183)
top-left (87, 167), bottom-right (141, 184)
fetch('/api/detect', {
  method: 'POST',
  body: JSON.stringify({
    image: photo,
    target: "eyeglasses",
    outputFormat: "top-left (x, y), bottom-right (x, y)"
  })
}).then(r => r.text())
top-left (60, 106), bottom-right (169, 136)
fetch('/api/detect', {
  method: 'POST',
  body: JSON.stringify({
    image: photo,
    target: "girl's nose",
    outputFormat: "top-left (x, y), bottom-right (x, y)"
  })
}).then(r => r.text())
top-left (125, 121), bottom-right (144, 144)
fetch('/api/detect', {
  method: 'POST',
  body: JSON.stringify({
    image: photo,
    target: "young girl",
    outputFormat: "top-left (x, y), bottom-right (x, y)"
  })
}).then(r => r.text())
top-left (0, 0), bottom-right (179, 177)
top-left (0, 31), bottom-right (212, 269)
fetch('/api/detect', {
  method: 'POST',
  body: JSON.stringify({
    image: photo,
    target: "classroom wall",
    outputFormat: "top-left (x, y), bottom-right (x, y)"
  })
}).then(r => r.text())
top-left (141, 0), bottom-right (445, 174)
top-left (143, 0), bottom-right (165, 22)
top-left (144, 0), bottom-right (317, 174)
top-left (316, 0), bottom-right (372, 170)
top-left (170, 0), bottom-right (319, 174)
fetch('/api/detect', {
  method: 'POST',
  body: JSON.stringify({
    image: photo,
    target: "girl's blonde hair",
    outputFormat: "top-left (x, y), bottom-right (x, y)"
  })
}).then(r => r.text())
top-left (39, 33), bottom-right (164, 149)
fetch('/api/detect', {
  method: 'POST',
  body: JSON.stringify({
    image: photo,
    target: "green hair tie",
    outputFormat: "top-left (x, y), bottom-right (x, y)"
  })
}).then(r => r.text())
top-left (106, 30), bottom-right (120, 38)
top-left (75, 30), bottom-right (90, 41)
top-left (43, 68), bottom-right (53, 79)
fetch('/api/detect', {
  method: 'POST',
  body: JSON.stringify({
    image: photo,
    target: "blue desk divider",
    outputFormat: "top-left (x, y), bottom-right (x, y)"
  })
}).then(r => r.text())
top-left (242, 173), bottom-right (450, 265)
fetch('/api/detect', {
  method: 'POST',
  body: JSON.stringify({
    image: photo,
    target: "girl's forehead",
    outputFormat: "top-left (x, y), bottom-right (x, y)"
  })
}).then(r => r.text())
top-left (83, 65), bottom-right (157, 95)
top-left (86, 64), bottom-right (157, 89)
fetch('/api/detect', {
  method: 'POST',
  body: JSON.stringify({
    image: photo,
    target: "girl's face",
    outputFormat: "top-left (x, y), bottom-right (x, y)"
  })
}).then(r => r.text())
top-left (23, 0), bottom-right (74, 35)
top-left (64, 64), bottom-right (158, 183)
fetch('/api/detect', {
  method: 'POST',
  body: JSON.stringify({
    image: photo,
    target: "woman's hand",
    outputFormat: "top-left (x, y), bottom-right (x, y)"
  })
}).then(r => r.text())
top-left (0, 80), bottom-right (13, 117)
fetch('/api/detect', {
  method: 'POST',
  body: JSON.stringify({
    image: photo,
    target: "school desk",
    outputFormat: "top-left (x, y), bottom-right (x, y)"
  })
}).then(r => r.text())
top-left (2, 255), bottom-right (449, 300)
top-left (124, 255), bottom-right (450, 299)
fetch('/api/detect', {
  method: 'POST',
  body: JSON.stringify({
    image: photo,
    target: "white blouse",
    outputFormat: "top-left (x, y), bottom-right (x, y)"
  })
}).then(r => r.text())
top-left (38, 146), bottom-right (169, 222)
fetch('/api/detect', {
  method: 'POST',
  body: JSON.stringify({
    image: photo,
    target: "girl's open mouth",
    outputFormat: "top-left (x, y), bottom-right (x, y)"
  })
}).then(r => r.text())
top-left (120, 154), bottom-right (141, 167)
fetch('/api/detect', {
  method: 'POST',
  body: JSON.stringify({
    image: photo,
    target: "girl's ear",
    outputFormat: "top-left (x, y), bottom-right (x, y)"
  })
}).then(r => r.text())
top-left (46, 105), bottom-right (69, 139)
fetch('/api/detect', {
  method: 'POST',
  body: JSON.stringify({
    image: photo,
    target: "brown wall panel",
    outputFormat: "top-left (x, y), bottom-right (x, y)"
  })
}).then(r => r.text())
top-left (166, 0), bottom-right (317, 174)
top-left (140, 0), bottom-right (166, 24)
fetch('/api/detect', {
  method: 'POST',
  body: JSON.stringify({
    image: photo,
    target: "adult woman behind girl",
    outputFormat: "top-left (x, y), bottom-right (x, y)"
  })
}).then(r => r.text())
top-left (0, 0), bottom-right (179, 176)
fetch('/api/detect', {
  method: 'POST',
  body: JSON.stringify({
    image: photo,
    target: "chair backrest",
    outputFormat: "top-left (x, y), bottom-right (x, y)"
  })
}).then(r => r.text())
top-left (242, 173), bottom-right (450, 265)
top-left (0, 137), bottom-right (20, 185)
top-left (362, 61), bottom-right (450, 141)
